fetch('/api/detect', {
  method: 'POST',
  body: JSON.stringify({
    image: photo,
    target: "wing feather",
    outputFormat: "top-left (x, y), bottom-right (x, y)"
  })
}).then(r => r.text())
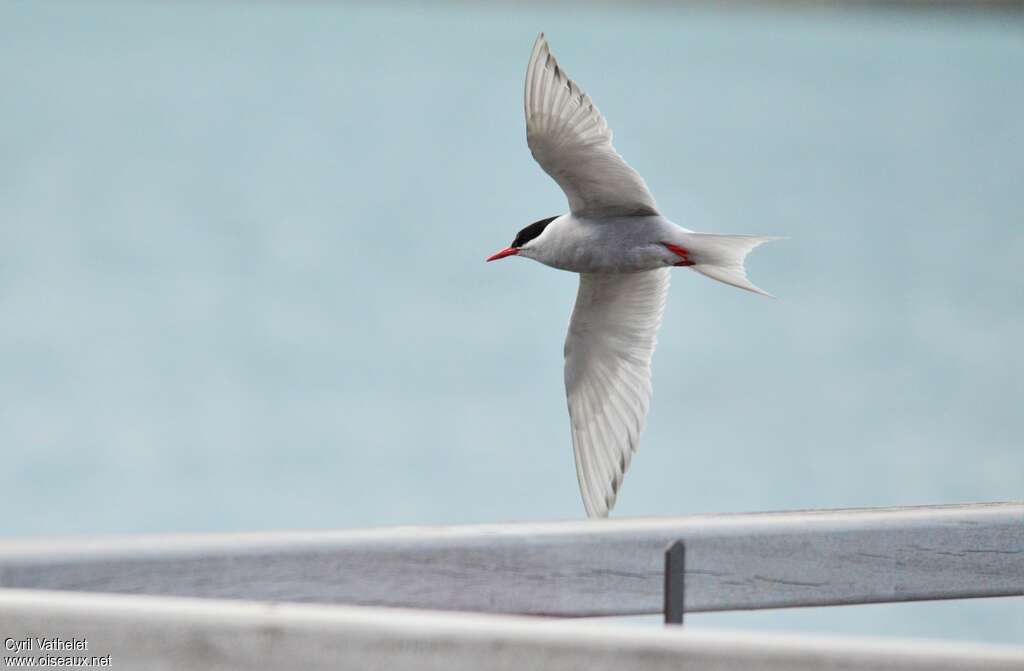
top-left (525, 34), bottom-right (658, 218)
top-left (564, 269), bottom-right (669, 517)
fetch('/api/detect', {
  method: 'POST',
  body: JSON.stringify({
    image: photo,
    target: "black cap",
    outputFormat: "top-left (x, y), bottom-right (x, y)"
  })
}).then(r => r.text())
top-left (511, 216), bottom-right (558, 248)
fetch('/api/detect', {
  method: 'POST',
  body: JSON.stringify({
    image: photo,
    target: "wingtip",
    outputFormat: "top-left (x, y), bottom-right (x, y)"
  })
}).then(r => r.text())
top-left (584, 500), bottom-right (611, 519)
top-left (528, 33), bottom-right (550, 69)
top-left (535, 33), bottom-right (553, 60)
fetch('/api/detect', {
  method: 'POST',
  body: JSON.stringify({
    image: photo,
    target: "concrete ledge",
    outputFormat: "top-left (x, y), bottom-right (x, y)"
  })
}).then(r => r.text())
top-left (1, 502), bottom-right (1021, 616)
top-left (1, 589), bottom-right (1023, 671)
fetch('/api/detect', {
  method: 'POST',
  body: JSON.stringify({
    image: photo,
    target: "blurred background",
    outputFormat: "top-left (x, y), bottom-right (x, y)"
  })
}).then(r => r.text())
top-left (1, 0), bottom-right (1022, 644)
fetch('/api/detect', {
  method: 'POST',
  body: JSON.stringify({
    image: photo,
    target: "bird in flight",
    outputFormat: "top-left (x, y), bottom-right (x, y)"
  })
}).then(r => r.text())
top-left (487, 34), bottom-right (779, 518)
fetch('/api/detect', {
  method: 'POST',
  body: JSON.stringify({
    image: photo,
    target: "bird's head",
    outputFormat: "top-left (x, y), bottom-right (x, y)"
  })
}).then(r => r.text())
top-left (486, 216), bottom-right (558, 262)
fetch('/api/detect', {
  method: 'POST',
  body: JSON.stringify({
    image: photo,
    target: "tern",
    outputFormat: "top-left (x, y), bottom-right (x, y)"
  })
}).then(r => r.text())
top-left (487, 34), bottom-right (779, 518)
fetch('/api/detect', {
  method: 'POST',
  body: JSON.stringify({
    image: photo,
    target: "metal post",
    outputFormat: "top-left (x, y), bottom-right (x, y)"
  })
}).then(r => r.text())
top-left (664, 540), bottom-right (685, 625)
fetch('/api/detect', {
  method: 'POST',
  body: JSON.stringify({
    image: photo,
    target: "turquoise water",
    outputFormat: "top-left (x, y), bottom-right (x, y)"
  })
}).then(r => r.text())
top-left (1, 1), bottom-right (1021, 643)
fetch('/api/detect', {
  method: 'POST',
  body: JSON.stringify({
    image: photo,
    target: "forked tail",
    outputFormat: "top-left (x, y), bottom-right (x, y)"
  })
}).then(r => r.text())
top-left (675, 233), bottom-right (782, 297)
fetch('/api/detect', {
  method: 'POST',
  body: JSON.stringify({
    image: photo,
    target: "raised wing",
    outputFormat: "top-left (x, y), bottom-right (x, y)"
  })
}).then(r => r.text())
top-left (525, 34), bottom-right (658, 218)
top-left (563, 269), bottom-right (669, 517)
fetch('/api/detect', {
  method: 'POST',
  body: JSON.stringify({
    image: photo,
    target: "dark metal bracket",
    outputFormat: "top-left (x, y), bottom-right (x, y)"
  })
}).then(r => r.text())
top-left (664, 540), bottom-right (685, 625)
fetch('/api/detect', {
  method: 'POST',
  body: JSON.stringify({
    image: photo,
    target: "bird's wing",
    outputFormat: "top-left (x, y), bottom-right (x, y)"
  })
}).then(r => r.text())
top-left (525, 33), bottom-right (658, 218)
top-left (564, 268), bottom-right (669, 517)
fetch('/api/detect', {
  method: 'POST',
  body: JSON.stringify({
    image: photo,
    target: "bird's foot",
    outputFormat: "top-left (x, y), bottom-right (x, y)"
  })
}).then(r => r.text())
top-left (662, 242), bottom-right (695, 267)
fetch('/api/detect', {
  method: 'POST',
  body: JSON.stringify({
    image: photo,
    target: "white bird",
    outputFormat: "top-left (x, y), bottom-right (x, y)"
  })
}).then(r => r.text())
top-left (487, 34), bottom-right (779, 518)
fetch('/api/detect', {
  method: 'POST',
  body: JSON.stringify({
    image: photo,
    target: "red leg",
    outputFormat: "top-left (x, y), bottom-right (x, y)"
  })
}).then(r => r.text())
top-left (662, 242), bottom-right (695, 267)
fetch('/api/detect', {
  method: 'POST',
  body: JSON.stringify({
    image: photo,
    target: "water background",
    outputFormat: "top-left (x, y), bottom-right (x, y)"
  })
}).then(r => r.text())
top-left (1, 0), bottom-right (1022, 643)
